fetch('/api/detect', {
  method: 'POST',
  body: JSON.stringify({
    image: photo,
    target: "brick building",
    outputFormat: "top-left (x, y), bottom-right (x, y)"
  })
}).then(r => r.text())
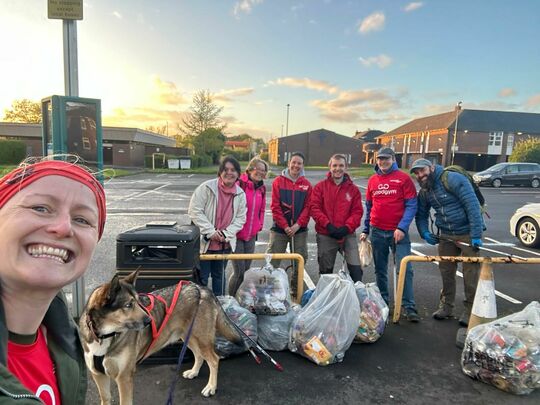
top-left (268, 128), bottom-right (363, 166)
top-left (376, 107), bottom-right (540, 171)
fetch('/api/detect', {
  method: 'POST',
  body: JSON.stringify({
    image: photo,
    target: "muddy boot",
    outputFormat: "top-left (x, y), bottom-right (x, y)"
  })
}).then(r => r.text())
top-left (432, 305), bottom-right (453, 320)
top-left (458, 311), bottom-right (470, 327)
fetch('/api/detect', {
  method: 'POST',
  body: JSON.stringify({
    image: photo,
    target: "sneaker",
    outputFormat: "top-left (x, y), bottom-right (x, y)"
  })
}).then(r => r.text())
top-left (432, 306), bottom-right (453, 320)
top-left (458, 312), bottom-right (470, 327)
top-left (404, 308), bottom-right (420, 323)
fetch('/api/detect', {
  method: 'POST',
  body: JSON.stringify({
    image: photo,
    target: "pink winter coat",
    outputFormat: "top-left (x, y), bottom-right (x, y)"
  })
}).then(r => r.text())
top-left (236, 173), bottom-right (266, 241)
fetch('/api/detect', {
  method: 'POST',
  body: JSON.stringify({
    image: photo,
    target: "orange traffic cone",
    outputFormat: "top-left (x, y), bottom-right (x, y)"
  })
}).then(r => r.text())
top-left (468, 261), bottom-right (497, 330)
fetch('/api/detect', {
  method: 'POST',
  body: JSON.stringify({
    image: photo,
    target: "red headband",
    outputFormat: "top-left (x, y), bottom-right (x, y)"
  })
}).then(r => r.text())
top-left (0, 160), bottom-right (106, 239)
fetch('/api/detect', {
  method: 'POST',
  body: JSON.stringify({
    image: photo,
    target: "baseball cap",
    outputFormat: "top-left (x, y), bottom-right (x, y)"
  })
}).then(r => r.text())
top-left (376, 147), bottom-right (395, 159)
top-left (409, 158), bottom-right (433, 173)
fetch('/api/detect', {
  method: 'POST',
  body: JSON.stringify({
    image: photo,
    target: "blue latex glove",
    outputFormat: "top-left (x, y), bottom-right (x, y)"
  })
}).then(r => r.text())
top-left (471, 238), bottom-right (483, 250)
top-left (422, 231), bottom-right (439, 245)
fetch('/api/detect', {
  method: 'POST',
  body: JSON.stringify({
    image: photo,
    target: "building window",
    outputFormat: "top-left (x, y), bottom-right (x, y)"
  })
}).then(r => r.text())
top-left (507, 134), bottom-right (514, 150)
top-left (489, 131), bottom-right (503, 147)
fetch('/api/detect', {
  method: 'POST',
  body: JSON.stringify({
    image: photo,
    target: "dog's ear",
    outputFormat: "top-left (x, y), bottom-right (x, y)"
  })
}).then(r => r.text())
top-left (122, 268), bottom-right (140, 287)
top-left (107, 275), bottom-right (122, 303)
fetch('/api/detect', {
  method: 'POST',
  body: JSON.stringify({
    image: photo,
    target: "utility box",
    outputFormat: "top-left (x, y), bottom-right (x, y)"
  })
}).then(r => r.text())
top-left (116, 221), bottom-right (200, 365)
top-left (116, 221), bottom-right (199, 291)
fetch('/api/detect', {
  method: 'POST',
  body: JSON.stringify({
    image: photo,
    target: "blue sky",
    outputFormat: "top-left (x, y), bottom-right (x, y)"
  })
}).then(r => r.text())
top-left (1, 0), bottom-right (539, 139)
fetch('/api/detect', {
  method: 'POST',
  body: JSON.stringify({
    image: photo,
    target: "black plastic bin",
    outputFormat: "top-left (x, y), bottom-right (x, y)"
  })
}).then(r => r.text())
top-left (116, 221), bottom-right (200, 364)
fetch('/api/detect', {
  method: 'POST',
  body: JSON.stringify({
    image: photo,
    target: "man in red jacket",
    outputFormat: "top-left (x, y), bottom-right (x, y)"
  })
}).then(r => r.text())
top-left (267, 152), bottom-right (312, 297)
top-left (311, 154), bottom-right (364, 281)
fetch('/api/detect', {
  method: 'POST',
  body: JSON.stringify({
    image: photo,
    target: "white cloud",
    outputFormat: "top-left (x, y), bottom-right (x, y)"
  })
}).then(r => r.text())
top-left (404, 2), bottom-right (423, 12)
top-left (269, 77), bottom-right (338, 94)
top-left (151, 76), bottom-right (187, 106)
top-left (233, 0), bottom-right (263, 17)
top-left (358, 54), bottom-right (393, 68)
top-left (112, 11), bottom-right (123, 19)
top-left (358, 12), bottom-right (385, 34)
top-left (498, 88), bottom-right (516, 98)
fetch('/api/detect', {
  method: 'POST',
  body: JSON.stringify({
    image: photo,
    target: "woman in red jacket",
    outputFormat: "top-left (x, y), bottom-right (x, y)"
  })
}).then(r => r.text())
top-left (229, 157), bottom-right (268, 296)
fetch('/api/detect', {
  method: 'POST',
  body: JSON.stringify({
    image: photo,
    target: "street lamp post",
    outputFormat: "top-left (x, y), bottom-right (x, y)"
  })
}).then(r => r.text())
top-left (286, 104), bottom-right (290, 137)
top-left (451, 101), bottom-right (462, 165)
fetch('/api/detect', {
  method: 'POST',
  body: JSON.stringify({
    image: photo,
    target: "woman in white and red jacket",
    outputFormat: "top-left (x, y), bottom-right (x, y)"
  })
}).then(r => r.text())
top-left (228, 157), bottom-right (268, 296)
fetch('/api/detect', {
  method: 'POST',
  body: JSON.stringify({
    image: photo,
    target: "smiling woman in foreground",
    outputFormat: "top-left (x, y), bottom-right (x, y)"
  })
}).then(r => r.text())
top-left (0, 158), bottom-right (106, 404)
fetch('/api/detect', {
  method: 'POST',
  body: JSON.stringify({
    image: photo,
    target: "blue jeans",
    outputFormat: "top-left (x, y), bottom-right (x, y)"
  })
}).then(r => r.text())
top-left (200, 248), bottom-right (231, 296)
top-left (370, 227), bottom-right (416, 310)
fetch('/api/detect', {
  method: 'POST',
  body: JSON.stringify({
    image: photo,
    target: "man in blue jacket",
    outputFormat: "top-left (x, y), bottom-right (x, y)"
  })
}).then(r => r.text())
top-left (411, 158), bottom-right (483, 327)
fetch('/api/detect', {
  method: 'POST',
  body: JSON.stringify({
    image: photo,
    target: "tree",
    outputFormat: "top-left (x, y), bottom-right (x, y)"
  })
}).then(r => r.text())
top-left (228, 133), bottom-right (267, 151)
top-left (179, 90), bottom-right (226, 136)
top-left (192, 128), bottom-right (225, 164)
top-left (3, 99), bottom-right (42, 123)
top-left (145, 125), bottom-right (167, 135)
top-left (509, 137), bottom-right (540, 164)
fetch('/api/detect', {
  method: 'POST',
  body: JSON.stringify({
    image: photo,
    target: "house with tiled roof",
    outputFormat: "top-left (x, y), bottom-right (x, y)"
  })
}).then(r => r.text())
top-left (376, 106), bottom-right (540, 171)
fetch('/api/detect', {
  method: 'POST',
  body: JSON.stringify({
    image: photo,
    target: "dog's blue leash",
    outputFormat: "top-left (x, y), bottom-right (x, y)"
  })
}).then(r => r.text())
top-left (165, 292), bottom-right (200, 405)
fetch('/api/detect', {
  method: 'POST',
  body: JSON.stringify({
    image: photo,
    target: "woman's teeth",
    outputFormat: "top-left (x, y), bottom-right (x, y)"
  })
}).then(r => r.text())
top-left (27, 245), bottom-right (69, 263)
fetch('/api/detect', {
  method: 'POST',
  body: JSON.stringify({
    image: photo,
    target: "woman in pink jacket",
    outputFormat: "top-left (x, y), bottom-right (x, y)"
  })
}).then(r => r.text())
top-left (228, 157), bottom-right (268, 296)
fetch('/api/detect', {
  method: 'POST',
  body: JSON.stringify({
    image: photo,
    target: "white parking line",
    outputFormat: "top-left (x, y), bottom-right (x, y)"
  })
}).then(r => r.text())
top-left (125, 183), bottom-right (171, 201)
top-left (484, 237), bottom-right (540, 257)
top-left (411, 248), bottom-right (522, 304)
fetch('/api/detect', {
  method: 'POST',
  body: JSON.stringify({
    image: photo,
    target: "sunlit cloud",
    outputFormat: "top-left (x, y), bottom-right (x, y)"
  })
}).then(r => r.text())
top-left (311, 88), bottom-right (402, 123)
top-left (233, 0), bottom-right (264, 17)
top-left (526, 94), bottom-right (540, 107)
top-left (358, 12), bottom-right (385, 34)
top-left (151, 76), bottom-right (187, 106)
top-left (112, 11), bottom-right (123, 19)
top-left (269, 77), bottom-right (338, 94)
top-left (359, 54), bottom-right (393, 68)
top-left (214, 87), bottom-right (255, 102)
top-left (498, 88), bottom-right (516, 98)
top-left (404, 2), bottom-right (423, 12)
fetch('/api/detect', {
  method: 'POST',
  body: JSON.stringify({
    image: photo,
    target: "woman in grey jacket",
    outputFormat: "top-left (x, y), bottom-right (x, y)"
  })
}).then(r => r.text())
top-left (188, 156), bottom-right (247, 296)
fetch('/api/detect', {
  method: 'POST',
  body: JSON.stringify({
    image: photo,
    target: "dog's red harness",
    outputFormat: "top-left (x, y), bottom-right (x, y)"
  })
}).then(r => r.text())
top-left (138, 280), bottom-right (190, 362)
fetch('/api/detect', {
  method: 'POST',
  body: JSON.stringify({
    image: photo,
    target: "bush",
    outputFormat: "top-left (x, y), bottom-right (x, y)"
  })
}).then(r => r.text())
top-left (260, 152), bottom-right (269, 162)
top-left (509, 137), bottom-right (540, 164)
top-left (191, 154), bottom-right (212, 168)
top-left (0, 140), bottom-right (26, 164)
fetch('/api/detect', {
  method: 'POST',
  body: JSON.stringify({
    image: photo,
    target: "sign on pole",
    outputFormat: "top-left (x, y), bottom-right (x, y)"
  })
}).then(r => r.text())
top-left (48, 0), bottom-right (83, 20)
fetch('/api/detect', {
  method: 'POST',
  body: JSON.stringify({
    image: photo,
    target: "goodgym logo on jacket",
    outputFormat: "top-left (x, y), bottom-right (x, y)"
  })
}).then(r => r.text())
top-left (298, 184), bottom-right (309, 191)
top-left (373, 183), bottom-right (397, 196)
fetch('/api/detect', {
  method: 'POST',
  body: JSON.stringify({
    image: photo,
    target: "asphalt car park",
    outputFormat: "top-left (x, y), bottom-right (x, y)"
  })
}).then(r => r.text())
top-left (83, 170), bottom-right (540, 404)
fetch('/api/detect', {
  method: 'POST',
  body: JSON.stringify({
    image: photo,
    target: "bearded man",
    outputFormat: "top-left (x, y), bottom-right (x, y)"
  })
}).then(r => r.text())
top-left (411, 158), bottom-right (484, 327)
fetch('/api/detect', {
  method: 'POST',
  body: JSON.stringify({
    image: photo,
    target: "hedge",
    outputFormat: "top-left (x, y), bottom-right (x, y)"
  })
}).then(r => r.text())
top-left (0, 140), bottom-right (26, 164)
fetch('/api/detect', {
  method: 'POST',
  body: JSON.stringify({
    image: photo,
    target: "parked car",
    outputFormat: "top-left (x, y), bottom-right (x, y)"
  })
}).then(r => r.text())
top-left (473, 162), bottom-right (540, 188)
top-left (509, 203), bottom-right (540, 248)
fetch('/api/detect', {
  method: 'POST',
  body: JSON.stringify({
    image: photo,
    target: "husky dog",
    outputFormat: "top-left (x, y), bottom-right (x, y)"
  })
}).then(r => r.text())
top-left (79, 270), bottom-right (243, 404)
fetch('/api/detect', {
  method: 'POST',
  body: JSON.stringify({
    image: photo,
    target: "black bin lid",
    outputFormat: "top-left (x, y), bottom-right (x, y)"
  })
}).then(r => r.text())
top-left (116, 222), bottom-right (199, 243)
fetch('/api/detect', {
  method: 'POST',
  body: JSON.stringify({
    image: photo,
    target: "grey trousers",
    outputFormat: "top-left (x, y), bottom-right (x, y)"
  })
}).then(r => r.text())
top-left (266, 230), bottom-right (308, 295)
top-left (316, 233), bottom-right (363, 282)
top-left (228, 237), bottom-right (257, 297)
top-left (437, 234), bottom-right (480, 314)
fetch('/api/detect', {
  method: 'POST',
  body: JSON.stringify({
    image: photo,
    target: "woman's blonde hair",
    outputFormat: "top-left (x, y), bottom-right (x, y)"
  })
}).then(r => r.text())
top-left (246, 157), bottom-right (268, 173)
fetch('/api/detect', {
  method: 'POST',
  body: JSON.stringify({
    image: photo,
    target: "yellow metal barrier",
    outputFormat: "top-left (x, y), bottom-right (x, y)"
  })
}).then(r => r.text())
top-left (393, 255), bottom-right (540, 323)
top-left (200, 253), bottom-right (305, 303)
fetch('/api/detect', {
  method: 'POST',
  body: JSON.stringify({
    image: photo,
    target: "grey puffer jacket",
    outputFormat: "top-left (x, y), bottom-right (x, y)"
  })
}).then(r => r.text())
top-left (415, 164), bottom-right (483, 239)
top-left (0, 293), bottom-right (87, 404)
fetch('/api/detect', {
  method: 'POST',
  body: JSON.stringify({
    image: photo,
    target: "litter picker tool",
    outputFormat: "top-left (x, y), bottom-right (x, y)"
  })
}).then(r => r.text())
top-left (391, 240), bottom-right (397, 303)
top-left (440, 237), bottom-right (528, 260)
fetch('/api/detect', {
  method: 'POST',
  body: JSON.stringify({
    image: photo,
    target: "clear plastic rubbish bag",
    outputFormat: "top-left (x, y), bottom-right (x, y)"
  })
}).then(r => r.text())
top-left (461, 301), bottom-right (540, 395)
top-left (288, 274), bottom-right (360, 366)
top-left (235, 255), bottom-right (290, 315)
top-left (215, 296), bottom-right (257, 358)
top-left (258, 305), bottom-right (300, 351)
top-left (359, 239), bottom-right (373, 267)
top-left (354, 282), bottom-right (389, 343)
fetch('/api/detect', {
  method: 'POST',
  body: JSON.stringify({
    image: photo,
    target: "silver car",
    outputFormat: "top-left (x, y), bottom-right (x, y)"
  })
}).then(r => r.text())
top-left (510, 203), bottom-right (540, 248)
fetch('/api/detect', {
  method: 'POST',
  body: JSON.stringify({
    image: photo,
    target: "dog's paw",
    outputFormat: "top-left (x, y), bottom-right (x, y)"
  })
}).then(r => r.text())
top-left (182, 369), bottom-right (199, 379)
top-left (201, 385), bottom-right (216, 397)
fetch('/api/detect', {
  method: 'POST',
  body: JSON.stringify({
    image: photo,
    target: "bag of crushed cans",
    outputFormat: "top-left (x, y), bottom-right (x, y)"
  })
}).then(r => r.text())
top-left (215, 296), bottom-right (257, 358)
top-left (354, 282), bottom-right (389, 343)
top-left (235, 256), bottom-right (290, 315)
top-left (288, 274), bottom-right (360, 366)
top-left (461, 301), bottom-right (540, 395)
top-left (258, 305), bottom-right (300, 351)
